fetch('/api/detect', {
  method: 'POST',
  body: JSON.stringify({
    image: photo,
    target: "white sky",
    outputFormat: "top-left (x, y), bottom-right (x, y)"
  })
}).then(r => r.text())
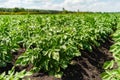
top-left (0, 0), bottom-right (120, 12)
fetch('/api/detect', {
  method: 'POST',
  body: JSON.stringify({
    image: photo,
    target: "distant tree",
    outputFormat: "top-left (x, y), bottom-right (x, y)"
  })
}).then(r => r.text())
top-left (20, 8), bottom-right (25, 12)
top-left (77, 9), bottom-right (80, 12)
top-left (62, 8), bottom-right (65, 11)
top-left (13, 7), bottom-right (19, 12)
top-left (62, 8), bottom-right (68, 13)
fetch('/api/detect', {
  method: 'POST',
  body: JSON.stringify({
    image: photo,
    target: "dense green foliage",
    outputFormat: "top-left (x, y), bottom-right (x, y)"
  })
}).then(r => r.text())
top-left (0, 14), bottom-right (119, 79)
top-left (101, 15), bottom-right (120, 80)
top-left (0, 67), bottom-right (31, 80)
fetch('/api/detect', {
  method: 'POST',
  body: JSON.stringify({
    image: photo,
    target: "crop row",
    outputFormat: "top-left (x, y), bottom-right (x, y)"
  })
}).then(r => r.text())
top-left (101, 15), bottom-right (120, 80)
top-left (0, 14), bottom-right (117, 78)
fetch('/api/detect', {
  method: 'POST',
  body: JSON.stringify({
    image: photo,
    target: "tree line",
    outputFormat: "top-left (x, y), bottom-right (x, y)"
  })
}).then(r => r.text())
top-left (0, 7), bottom-right (73, 14)
top-left (0, 7), bottom-right (99, 15)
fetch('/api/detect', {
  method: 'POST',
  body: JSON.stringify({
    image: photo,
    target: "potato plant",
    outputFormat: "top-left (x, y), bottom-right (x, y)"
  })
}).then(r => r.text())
top-left (102, 15), bottom-right (120, 80)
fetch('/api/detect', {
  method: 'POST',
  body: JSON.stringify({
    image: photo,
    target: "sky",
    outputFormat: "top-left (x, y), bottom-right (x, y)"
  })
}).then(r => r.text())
top-left (0, 0), bottom-right (120, 12)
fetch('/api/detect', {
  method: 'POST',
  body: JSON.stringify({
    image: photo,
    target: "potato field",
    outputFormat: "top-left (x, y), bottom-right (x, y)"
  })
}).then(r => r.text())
top-left (0, 13), bottom-right (120, 80)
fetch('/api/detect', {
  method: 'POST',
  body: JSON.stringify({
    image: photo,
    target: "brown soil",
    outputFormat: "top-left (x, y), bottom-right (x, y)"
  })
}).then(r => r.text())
top-left (0, 37), bottom-right (114, 80)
